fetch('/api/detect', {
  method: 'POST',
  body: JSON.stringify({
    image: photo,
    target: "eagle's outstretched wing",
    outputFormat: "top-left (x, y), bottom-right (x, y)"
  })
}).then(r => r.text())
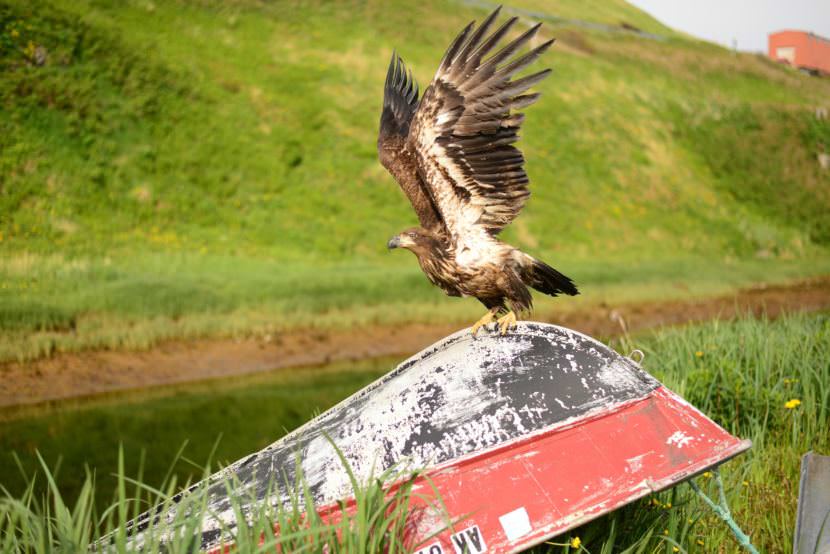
top-left (379, 52), bottom-right (419, 140)
top-left (408, 8), bottom-right (553, 237)
top-left (378, 53), bottom-right (444, 232)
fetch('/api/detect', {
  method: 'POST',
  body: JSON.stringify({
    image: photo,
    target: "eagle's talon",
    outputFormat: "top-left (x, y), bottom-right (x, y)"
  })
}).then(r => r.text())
top-left (471, 309), bottom-right (499, 337)
top-left (497, 311), bottom-right (518, 335)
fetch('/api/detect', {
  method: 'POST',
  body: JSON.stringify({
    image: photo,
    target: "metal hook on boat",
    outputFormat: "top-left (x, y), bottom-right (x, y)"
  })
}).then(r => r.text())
top-left (628, 349), bottom-right (645, 364)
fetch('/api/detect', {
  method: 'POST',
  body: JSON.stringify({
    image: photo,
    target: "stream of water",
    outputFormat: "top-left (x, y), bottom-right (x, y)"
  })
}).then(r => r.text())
top-left (0, 356), bottom-right (397, 506)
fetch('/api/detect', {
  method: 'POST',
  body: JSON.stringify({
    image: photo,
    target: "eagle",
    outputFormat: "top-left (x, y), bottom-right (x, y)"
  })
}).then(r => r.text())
top-left (379, 7), bottom-right (578, 336)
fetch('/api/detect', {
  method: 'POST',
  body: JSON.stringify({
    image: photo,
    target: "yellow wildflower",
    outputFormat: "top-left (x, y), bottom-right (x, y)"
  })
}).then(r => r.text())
top-left (665, 502), bottom-right (672, 509)
top-left (742, 480), bottom-right (749, 487)
top-left (695, 351), bottom-right (703, 358)
top-left (570, 536), bottom-right (581, 549)
top-left (702, 471), bottom-right (712, 479)
top-left (697, 539), bottom-right (705, 546)
top-left (673, 547), bottom-right (680, 553)
top-left (664, 529), bottom-right (669, 535)
top-left (11, 29), bottom-right (19, 38)
top-left (785, 399), bottom-right (801, 409)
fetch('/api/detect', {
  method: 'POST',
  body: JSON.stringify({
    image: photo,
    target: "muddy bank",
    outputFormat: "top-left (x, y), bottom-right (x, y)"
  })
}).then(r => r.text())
top-left (2, 276), bottom-right (829, 408)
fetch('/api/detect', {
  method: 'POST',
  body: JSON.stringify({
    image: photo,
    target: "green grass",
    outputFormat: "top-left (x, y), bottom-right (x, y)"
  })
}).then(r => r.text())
top-left (3, 252), bottom-right (829, 362)
top-left (1, 0), bottom-right (830, 362)
top-left (505, 0), bottom-right (677, 36)
top-left (539, 311), bottom-right (830, 553)
top-left (1, 445), bottom-right (432, 553)
top-left (2, 312), bottom-right (828, 552)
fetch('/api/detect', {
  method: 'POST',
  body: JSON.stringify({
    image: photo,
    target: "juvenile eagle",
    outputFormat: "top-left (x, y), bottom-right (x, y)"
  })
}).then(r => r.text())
top-left (379, 7), bottom-right (578, 335)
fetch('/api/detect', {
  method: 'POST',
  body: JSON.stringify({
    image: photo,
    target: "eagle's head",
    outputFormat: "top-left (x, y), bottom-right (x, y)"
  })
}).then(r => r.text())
top-left (387, 227), bottom-right (442, 254)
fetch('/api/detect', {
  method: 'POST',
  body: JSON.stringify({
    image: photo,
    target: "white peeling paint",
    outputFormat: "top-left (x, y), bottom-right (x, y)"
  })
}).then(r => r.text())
top-left (626, 452), bottom-right (652, 474)
top-left (666, 431), bottom-right (694, 449)
top-left (116, 322), bottom-right (662, 551)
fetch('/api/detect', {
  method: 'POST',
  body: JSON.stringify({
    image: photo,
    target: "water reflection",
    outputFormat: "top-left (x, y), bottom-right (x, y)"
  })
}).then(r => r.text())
top-left (0, 356), bottom-right (396, 506)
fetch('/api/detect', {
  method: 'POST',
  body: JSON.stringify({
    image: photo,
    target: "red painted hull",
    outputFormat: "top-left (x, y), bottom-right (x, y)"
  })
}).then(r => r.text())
top-left (261, 386), bottom-right (749, 554)
top-left (401, 386), bottom-right (749, 553)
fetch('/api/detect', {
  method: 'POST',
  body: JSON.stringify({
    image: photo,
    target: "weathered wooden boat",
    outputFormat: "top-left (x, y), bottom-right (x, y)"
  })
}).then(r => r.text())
top-left (122, 322), bottom-right (750, 553)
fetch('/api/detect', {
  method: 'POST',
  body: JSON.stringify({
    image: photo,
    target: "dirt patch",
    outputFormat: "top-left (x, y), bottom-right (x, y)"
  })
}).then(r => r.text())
top-left (2, 276), bottom-right (829, 408)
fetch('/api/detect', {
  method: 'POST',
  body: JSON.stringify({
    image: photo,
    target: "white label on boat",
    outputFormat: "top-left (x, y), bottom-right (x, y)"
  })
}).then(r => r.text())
top-left (451, 524), bottom-right (487, 553)
top-left (499, 507), bottom-right (532, 541)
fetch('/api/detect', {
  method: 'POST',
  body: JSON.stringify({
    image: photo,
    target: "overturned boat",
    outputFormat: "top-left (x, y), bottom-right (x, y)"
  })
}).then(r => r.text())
top-left (122, 322), bottom-right (750, 552)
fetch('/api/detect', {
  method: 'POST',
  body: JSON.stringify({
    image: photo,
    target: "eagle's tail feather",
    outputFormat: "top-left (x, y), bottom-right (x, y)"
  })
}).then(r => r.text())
top-left (524, 256), bottom-right (579, 298)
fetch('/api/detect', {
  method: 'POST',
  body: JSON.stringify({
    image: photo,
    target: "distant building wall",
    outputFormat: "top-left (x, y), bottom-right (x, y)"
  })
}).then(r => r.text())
top-left (768, 30), bottom-right (830, 75)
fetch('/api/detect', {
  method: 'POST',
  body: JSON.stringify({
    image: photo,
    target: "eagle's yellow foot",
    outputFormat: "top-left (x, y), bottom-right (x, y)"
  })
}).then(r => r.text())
top-left (471, 309), bottom-right (498, 337)
top-left (497, 311), bottom-right (518, 335)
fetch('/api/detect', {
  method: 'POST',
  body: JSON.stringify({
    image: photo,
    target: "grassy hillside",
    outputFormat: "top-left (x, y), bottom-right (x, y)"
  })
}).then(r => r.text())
top-left (1, 0), bottom-right (830, 361)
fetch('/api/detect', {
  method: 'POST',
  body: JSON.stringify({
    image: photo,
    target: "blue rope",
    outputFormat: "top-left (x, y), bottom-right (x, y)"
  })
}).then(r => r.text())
top-left (689, 468), bottom-right (759, 554)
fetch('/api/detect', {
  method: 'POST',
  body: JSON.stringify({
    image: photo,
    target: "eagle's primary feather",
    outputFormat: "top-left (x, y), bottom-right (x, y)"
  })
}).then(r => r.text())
top-left (378, 6), bottom-right (578, 334)
top-left (378, 54), bottom-right (443, 232)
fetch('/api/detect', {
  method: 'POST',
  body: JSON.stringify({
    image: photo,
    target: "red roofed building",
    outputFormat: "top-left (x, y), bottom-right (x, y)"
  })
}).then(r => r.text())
top-left (768, 30), bottom-right (830, 75)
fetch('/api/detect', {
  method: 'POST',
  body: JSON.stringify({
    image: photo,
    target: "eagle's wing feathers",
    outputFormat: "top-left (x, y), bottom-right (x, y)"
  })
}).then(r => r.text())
top-left (378, 53), bottom-right (445, 232)
top-left (408, 8), bottom-right (553, 237)
top-left (379, 52), bottom-right (419, 141)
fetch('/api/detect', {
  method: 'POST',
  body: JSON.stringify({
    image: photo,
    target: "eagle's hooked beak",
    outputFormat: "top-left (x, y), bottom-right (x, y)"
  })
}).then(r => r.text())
top-left (387, 235), bottom-right (401, 250)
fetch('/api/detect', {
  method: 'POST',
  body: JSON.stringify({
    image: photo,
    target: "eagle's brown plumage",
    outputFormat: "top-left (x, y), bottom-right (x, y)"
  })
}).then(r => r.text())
top-left (379, 7), bottom-right (578, 335)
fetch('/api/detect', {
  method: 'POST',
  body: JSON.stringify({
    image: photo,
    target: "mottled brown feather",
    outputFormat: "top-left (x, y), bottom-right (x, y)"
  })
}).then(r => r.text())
top-left (406, 12), bottom-right (554, 236)
top-left (378, 53), bottom-right (444, 232)
top-left (377, 9), bottom-right (578, 317)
